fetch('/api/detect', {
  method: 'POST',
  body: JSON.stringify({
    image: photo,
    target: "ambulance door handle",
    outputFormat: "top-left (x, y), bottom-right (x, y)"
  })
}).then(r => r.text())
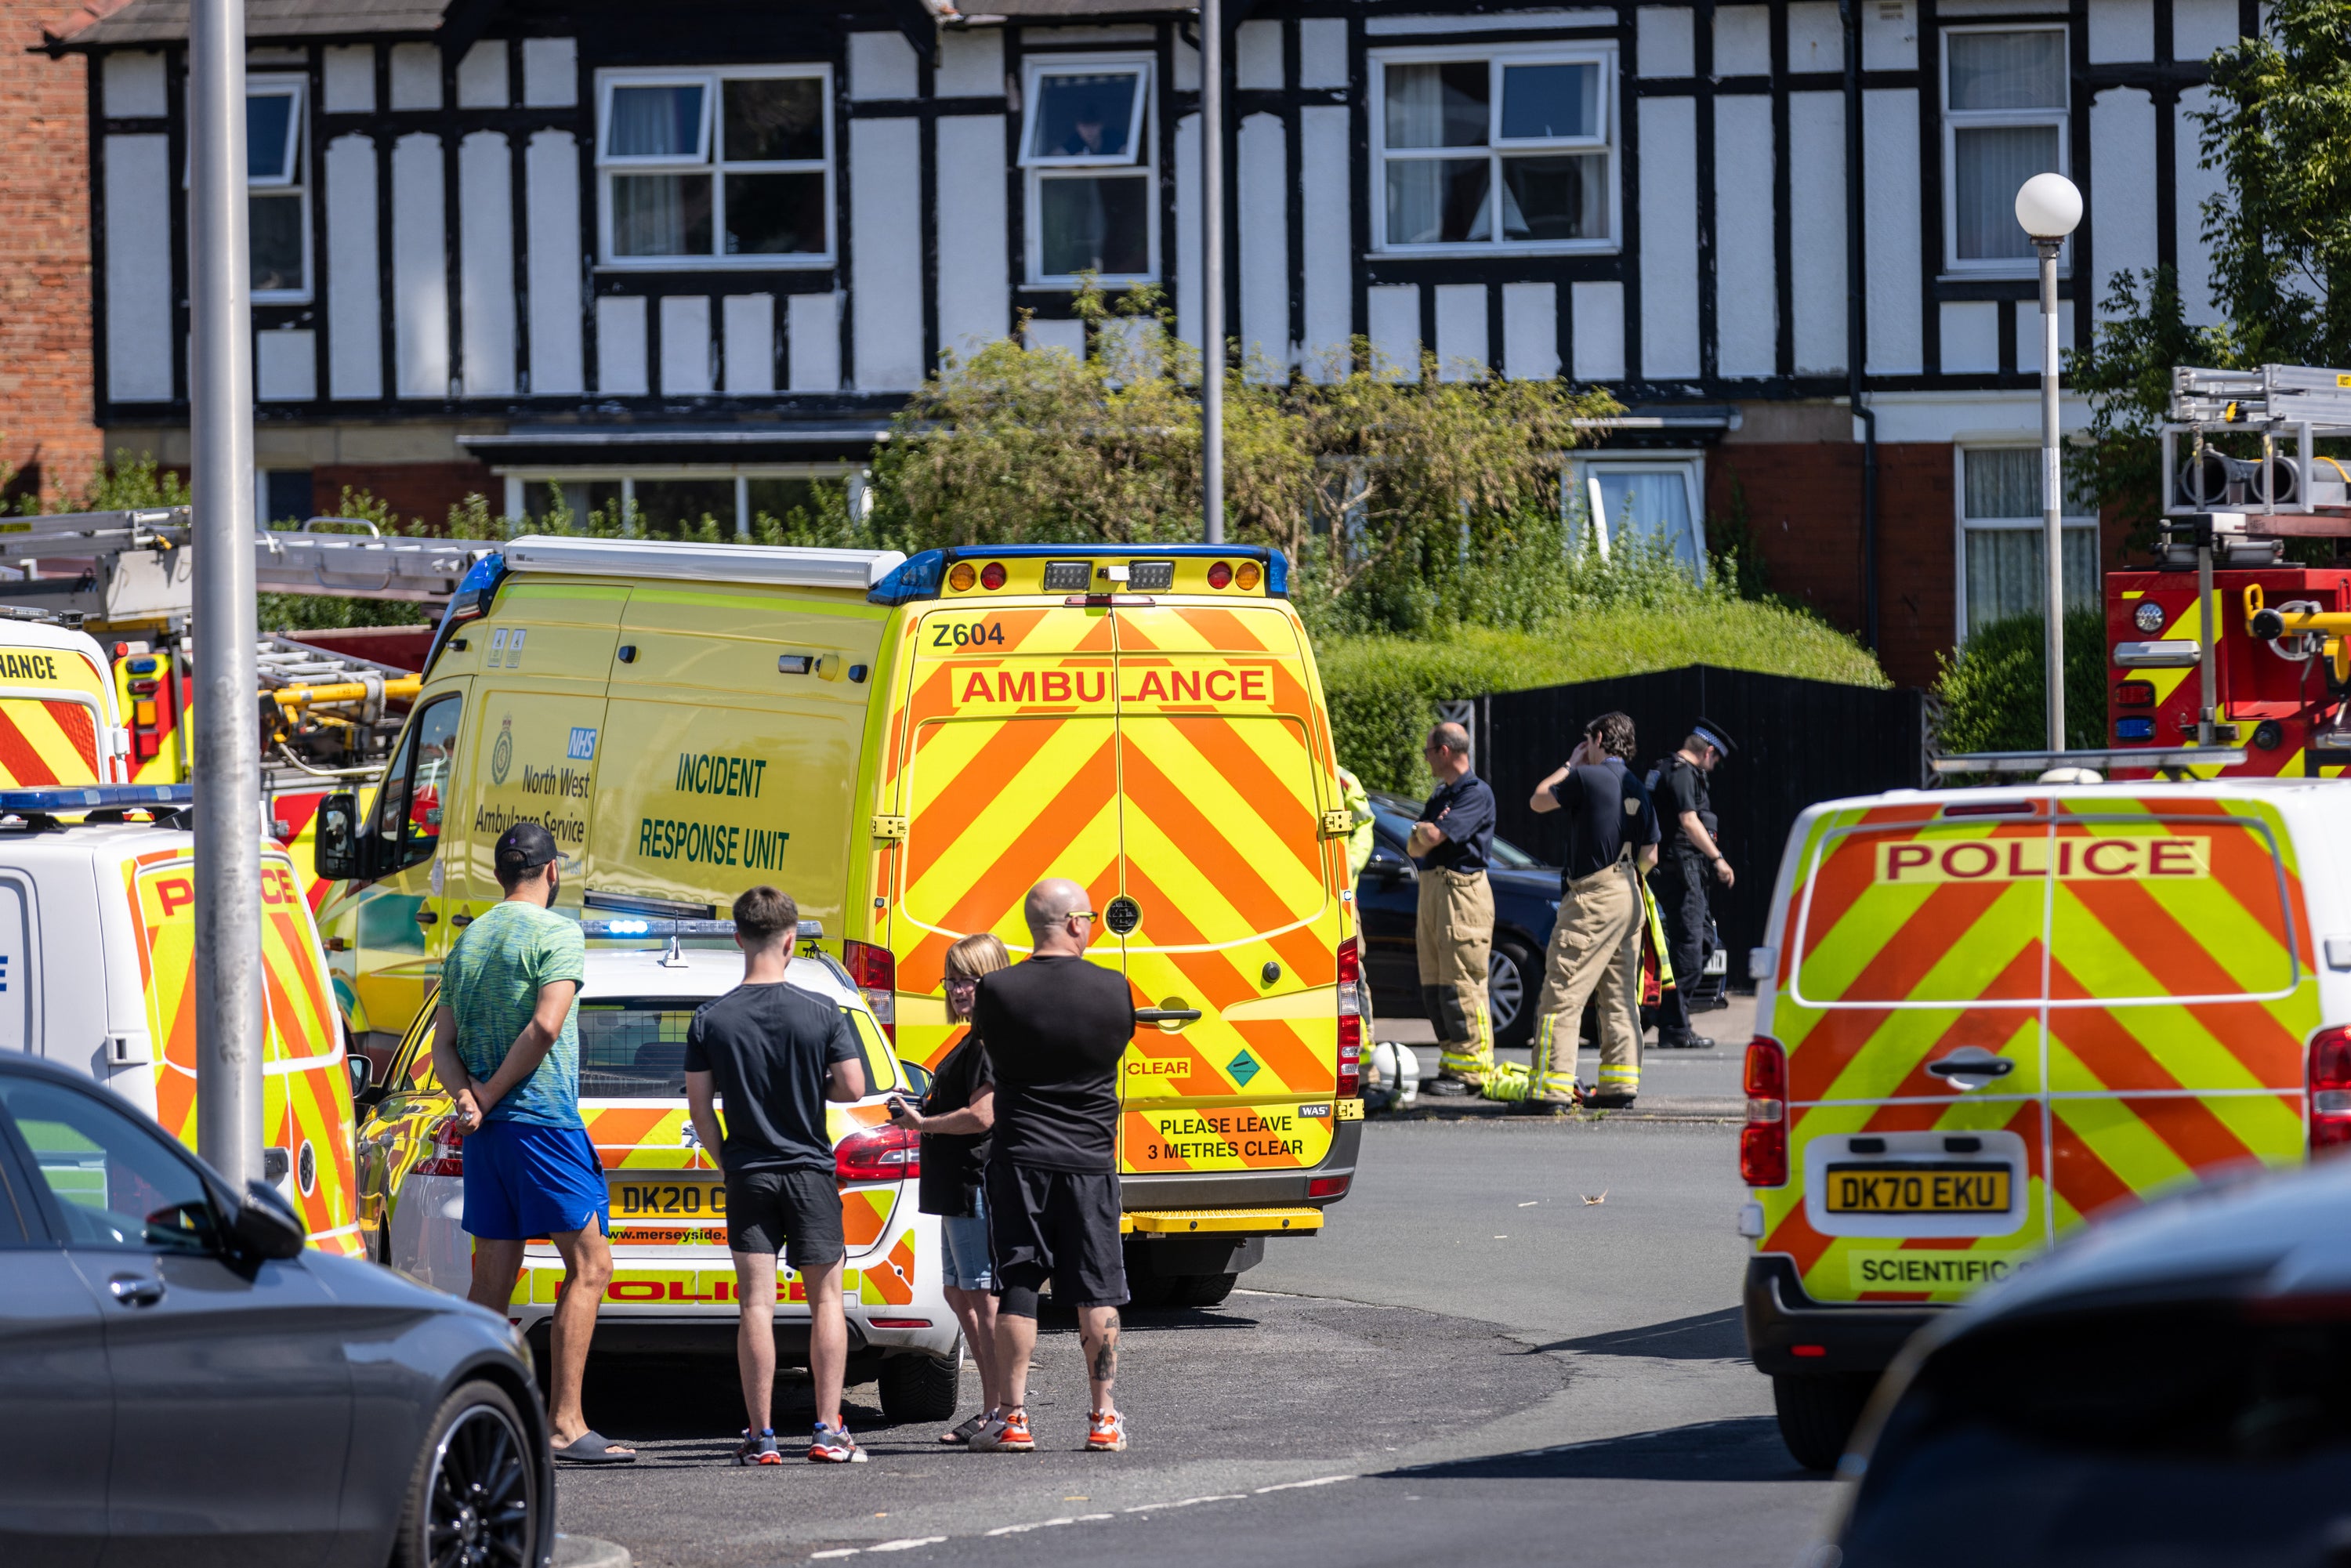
top-left (1926, 1053), bottom-right (2013, 1080)
top-left (1136, 1009), bottom-right (1202, 1023)
top-left (450, 914), bottom-right (473, 929)
top-left (108, 1275), bottom-right (165, 1309)
top-left (415, 910), bottom-right (437, 926)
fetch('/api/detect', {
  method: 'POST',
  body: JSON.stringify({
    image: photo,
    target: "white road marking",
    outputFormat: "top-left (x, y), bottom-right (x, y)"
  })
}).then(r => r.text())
top-left (868, 1538), bottom-right (947, 1552)
top-left (804, 1475), bottom-right (1355, 1559)
top-left (1253, 1475), bottom-right (1356, 1494)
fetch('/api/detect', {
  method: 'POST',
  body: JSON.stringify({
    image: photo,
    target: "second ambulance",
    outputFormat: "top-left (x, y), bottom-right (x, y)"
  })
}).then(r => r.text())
top-left (1741, 776), bottom-right (2351, 1468)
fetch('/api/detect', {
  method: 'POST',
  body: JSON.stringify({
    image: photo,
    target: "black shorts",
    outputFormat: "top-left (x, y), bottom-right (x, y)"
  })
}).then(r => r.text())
top-left (984, 1163), bottom-right (1128, 1309)
top-left (725, 1167), bottom-right (846, 1271)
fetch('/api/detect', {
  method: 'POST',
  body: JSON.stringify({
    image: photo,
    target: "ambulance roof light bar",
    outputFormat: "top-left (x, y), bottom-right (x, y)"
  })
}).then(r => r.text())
top-left (501, 535), bottom-right (907, 592)
top-left (1932, 748), bottom-right (2248, 777)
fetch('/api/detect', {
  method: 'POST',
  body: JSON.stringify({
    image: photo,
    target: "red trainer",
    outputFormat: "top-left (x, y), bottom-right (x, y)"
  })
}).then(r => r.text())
top-left (970, 1408), bottom-right (1034, 1453)
top-left (1086, 1409), bottom-right (1127, 1452)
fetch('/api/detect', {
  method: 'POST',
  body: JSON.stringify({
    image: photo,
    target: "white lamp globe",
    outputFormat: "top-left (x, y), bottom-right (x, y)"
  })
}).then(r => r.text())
top-left (2014, 172), bottom-right (2083, 240)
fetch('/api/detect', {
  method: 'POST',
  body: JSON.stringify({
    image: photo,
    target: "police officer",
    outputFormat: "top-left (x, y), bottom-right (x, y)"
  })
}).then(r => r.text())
top-left (1526, 712), bottom-right (1659, 1110)
top-left (1650, 719), bottom-right (1735, 1049)
top-left (1409, 722), bottom-right (1498, 1092)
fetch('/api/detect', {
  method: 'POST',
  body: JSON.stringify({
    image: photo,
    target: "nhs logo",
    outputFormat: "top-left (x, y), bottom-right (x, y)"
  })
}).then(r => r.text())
top-left (566, 728), bottom-right (599, 762)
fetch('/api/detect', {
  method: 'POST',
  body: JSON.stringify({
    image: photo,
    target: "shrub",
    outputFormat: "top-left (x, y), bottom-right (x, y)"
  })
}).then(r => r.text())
top-left (1930, 610), bottom-right (2109, 761)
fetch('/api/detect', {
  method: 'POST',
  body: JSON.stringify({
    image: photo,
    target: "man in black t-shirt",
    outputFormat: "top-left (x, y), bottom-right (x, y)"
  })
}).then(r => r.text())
top-left (683, 885), bottom-right (870, 1465)
top-left (1410, 722), bottom-right (1500, 1089)
top-left (1528, 712), bottom-right (1661, 1110)
top-left (1650, 720), bottom-right (1737, 1049)
top-left (967, 877), bottom-right (1137, 1455)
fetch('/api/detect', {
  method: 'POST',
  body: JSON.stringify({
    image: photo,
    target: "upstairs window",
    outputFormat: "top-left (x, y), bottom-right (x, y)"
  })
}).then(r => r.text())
top-left (1372, 47), bottom-right (1615, 253)
top-left (597, 66), bottom-right (832, 266)
top-left (246, 78), bottom-right (307, 300)
top-left (1943, 28), bottom-right (2068, 271)
top-left (1020, 57), bottom-right (1155, 285)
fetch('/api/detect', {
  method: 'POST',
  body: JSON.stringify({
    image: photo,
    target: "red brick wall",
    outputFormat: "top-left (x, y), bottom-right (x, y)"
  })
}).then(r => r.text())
top-left (312, 462), bottom-right (502, 531)
top-left (0, 16), bottom-right (99, 507)
top-left (1708, 440), bottom-right (1960, 691)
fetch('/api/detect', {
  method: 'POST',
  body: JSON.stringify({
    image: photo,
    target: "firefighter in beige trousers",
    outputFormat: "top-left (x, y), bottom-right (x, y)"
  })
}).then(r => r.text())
top-left (1527, 713), bottom-right (1660, 1111)
top-left (1410, 724), bottom-right (1500, 1088)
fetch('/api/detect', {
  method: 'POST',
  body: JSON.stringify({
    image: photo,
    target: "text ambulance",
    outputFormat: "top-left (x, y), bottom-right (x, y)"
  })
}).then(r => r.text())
top-left (1741, 777), bottom-right (2351, 1468)
top-left (0, 618), bottom-right (130, 787)
top-left (315, 539), bottom-right (1361, 1303)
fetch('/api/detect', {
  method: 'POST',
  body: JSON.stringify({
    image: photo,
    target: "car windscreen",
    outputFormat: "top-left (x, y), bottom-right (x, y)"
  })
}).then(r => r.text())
top-left (1368, 806), bottom-right (1544, 870)
top-left (578, 1000), bottom-right (700, 1099)
top-left (1842, 1300), bottom-right (2351, 1566)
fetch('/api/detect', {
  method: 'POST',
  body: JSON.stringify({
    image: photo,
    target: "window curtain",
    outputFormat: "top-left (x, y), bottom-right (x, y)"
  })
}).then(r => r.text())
top-left (1954, 125), bottom-right (2058, 261)
top-left (1965, 527), bottom-right (2096, 634)
top-left (607, 84), bottom-right (703, 158)
top-left (1596, 470), bottom-right (1699, 569)
top-left (1947, 31), bottom-right (2064, 112)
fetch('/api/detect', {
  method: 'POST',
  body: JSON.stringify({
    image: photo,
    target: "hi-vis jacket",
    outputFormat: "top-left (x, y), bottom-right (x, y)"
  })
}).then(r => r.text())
top-left (319, 540), bottom-right (1362, 1244)
top-left (1744, 780), bottom-right (2341, 1334)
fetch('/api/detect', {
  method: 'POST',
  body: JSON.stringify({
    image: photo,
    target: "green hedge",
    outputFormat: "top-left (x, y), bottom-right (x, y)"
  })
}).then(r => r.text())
top-left (1931, 609), bottom-right (2109, 760)
top-left (1320, 603), bottom-right (1889, 794)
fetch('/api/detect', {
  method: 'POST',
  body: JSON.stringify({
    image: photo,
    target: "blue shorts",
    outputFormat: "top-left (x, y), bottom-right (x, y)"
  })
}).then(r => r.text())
top-left (940, 1189), bottom-right (993, 1291)
top-left (461, 1120), bottom-right (610, 1242)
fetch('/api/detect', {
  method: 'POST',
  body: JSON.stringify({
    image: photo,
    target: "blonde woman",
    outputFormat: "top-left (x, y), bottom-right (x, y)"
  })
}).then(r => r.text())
top-left (886, 932), bottom-right (1009, 1443)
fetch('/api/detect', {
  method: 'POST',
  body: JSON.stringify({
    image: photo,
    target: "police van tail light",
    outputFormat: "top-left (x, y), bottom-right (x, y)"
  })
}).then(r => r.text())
top-left (417, 1117), bottom-right (465, 1177)
top-left (1335, 938), bottom-right (1362, 1096)
top-left (1741, 1037), bottom-right (1788, 1187)
top-left (2309, 1027), bottom-right (2351, 1154)
top-left (837, 1123), bottom-right (919, 1182)
top-left (843, 939), bottom-right (896, 1042)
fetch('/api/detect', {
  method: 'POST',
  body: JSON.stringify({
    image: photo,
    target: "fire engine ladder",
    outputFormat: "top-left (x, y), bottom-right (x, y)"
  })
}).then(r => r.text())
top-left (256, 633), bottom-right (422, 793)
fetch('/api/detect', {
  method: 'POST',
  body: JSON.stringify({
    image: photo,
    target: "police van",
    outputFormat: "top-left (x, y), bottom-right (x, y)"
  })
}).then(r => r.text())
top-left (360, 921), bottom-right (961, 1418)
top-left (1741, 775), bottom-right (2351, 1467)
top-left (0, 780), bottom-right (364, 1253)
top-left (316, 539), bottom-right (1361, 1302)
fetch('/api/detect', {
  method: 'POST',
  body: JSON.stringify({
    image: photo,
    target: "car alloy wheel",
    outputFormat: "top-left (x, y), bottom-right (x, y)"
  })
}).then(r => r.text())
top-left (1487, 947), bottom-right (1524, 1034)
top-left (418, 1389), bottom-right (536, 1568)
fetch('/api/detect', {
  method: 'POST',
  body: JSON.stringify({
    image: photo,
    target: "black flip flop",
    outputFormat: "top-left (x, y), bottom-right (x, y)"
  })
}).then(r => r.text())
top-left (553, 1431), bottom-right (637, 1465)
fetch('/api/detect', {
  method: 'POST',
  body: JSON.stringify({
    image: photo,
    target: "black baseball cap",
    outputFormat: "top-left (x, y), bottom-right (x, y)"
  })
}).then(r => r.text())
top-left (496, 821), bottom-right (560, 876)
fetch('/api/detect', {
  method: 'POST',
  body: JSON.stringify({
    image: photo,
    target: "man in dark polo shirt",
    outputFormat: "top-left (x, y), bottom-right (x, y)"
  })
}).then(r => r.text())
top-left (968, 877), bottom-right (1138, 1455)
top-left (1410, 722), bottom-right (1499, 1091)
top-left (1650, 720), bottom-right (1737, 1048)
top-left (1527, 712), bottom-right (1661, 1110)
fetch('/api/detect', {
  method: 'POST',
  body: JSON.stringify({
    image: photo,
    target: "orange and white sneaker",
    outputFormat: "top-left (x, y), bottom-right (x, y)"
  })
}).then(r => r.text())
top-left (969, 1408), bottom-right (1034, 1453)
top-left (1086, 1409), bottom-right (1127, 1452)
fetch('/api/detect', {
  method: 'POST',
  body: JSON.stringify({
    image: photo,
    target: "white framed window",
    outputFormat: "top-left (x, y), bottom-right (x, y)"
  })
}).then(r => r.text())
top-left (1954, 447), bottom-right (2098, 638)
top-left (498, 465), bottom-right (861, 539)
top-left (1943, 27), bottom-right (2069, 273)
top-left (1571, 454), bottom-right (1706, 575)
top-left (596, 65), bottom-right (833, 267)
top-left (247, 76), bottom-right (310, 301)
top-left (1020, 55), bottom-right (1157, 286)
top-left (1371, 45), bottom-right (1617, 255)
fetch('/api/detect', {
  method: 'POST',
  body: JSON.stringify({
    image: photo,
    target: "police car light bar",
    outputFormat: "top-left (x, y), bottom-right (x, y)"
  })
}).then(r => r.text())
top-left (578, 918), bottom-right (824, 940)
top-left (0, 783), bottom-right (194, 814)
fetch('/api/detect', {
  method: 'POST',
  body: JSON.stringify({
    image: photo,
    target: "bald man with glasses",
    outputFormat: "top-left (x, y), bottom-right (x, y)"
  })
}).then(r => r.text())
top-left (968, 878), bottom-right (1138, 1455)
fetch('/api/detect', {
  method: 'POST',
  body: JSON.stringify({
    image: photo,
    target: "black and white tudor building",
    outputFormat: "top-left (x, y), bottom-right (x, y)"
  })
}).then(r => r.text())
top-left (49, 0), bottom-right (2243, 684)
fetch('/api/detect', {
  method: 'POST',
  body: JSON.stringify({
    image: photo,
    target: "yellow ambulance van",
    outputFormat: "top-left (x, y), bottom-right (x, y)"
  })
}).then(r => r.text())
top-left (0, 617), bottom-right (129, 786)
top-left (1741, 778), bottom-right (2346, 1467)
top-left (0, 782), bottom-right (363, 1254)
top-left (317, 540), bottom-right (1361, 1302)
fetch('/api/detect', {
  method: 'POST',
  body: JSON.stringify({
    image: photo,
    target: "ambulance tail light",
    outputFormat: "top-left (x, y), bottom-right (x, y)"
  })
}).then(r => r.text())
top-left (2309, 1027), bottom-right (2351, 1154)
top-left (843, 939), bottom-right (896, 1041)
top-left (1741, 1037), bottom-right (1788, 1187)
top-left (836, 1122), bottom-right (919, 1182)
top-left (1336, 937), bottom-right (1362, 1096)
top-left (417, 1117), bottom-right (465, 1177)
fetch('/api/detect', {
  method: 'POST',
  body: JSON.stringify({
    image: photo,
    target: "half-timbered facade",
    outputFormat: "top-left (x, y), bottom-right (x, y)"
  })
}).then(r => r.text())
top-left (45, 0), bottom-right (2246, 686)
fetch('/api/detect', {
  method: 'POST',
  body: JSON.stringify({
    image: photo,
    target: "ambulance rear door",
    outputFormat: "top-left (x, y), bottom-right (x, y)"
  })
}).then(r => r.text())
top-left (1110, 601), bottom-right (1346, 1184)
top-left (2042, 795), bottom-right (2314, 1222)
top-left (1768, 798), bottom-right (2053, 1309)
top-left (889, 598), bottom-right (1120, 1069)
top-left (0, 636), bottom-right (119, 786)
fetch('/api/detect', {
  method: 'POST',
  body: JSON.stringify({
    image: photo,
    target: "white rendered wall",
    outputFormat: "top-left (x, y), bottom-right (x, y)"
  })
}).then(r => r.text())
top-left (324, 133), bottom-right (382, 400)
top-left (723, 295), bottom-right (775, 393)
top-left (788, 292), bottom-right (841, 392)
top-left (596, 295), bottom-right (647, 395)
top-left (1299, 105), bottom-right (1351, 376)
top-left (1714, 93), bottom-right (1777, 378)
top-left (1368, 284), bottom-right (1420, 378)
top-left (1638, 96), bottom-right (1700, 379)
top-left (458, 131), bottom-right (516, 397)
top-left (850, 118), bottom-right (923, 389)
top-left (1861, 89), bottom-right (1922, 374)
top-left (1788, 91), bottom-right (1846, 375)
top-left (525, 131), bottom-right (584, 396)
top-left (2088, 87), bottom-right (2157, 320)
top-left (1237, 111), bottom-right (1291, 373)
top-left (936, 114), bottom-right (1009, 357)
top-left (659, 295), bottom-right (712, 395)
top-left (391, 132), bottom-right (448, 398)
top-left (103, 135), bottom-right (172, 401)
top-left (1571, 281), bottom-right (1625, 381)
top-left (1502, 282), bottom-right (1559, 381)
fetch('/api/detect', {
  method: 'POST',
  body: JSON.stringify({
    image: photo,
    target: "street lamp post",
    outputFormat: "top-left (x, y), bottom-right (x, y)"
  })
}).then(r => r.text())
top-left (2016, 171), bottom-right (2083, 755)
top-left (1201, 0), bottom-right (1225, 545)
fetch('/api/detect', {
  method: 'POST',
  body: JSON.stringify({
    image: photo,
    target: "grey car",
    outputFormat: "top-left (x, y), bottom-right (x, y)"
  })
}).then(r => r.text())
top-left (0, 1052), bottom-right (552, 1568)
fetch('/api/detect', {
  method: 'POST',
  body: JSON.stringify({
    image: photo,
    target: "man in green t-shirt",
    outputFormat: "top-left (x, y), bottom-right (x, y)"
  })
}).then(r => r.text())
top-left (429, 822), bottom-right (633, 1464)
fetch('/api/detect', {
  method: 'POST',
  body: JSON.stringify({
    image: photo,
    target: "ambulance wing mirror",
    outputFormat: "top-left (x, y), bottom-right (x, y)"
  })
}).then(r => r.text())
top-left (314, 792), bottom-right (370, 882)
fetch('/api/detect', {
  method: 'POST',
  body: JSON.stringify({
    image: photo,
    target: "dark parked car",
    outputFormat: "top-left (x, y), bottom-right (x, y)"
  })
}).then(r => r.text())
top-left (0, 1052), bottom-right (552, 1568)
top-left (1359, 790), bottom-right (1562, 1051)
top-left (1826, 1158), bottom-right (2351, 1567)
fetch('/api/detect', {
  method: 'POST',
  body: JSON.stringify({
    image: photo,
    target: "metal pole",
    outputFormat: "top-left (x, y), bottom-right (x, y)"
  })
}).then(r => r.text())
top-left (2038, 237), bottom-right (2063, 754)
top-left (189, 0), bottom-right (264, 1190)
top-left (1201, 0), bottom-right (1226, 545)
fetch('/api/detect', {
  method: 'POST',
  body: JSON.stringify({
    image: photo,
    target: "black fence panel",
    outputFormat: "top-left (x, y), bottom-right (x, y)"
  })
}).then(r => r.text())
top-left (1473, 667), bottom-right (1929, 978)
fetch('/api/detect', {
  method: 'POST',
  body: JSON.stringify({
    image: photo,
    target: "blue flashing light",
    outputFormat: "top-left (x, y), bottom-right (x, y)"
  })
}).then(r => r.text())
top-left (1263, 549), bottom-right (1289, 597)
top-left (2115, 717), bottom-right (2157, 741)
top-left (868, 550), bottom-right (946, 606)
top-left (0, 783), bottom-right (192, 815)
top-left (426, 551), bottom-right (506, 669)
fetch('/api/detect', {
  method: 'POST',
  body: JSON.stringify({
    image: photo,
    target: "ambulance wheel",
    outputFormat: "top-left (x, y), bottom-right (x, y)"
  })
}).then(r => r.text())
top-left (1121, 1239), bottom-right (1179, 1307)
top-left (878, 1353), bottom-right (962, 1424)
top-left (393, 1380), bottom-right (545, 1568)
top-left (1490, 940), bottom-right (1538, 1052)
top-left (1167, 1272), bottom-right (1237, 1309)
top-left (1772, 1373), bottom-right (1873, 1472)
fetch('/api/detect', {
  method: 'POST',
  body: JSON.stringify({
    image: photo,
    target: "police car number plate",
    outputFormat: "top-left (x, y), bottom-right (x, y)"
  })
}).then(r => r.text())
top-left (1823, 1163), bottom-right (2010, 1214)
top-left (609, 1177), bottom-right (726, 1219)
